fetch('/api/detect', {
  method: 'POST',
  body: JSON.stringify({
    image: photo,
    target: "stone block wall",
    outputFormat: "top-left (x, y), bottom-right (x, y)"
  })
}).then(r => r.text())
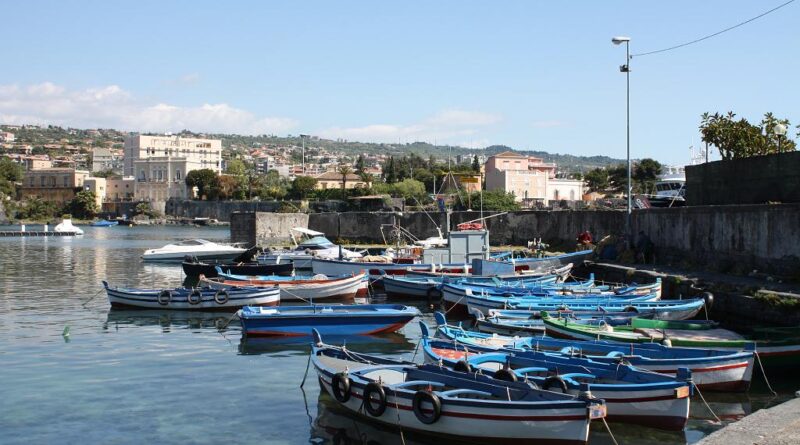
top-left (687, 151), bottom-right (800, 205)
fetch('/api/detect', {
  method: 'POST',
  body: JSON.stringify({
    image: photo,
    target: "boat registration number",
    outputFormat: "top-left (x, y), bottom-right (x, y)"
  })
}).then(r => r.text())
top-left (589, 404), bottom-right (607, 419)
top-left (675, 386), bottom-right (690, 399)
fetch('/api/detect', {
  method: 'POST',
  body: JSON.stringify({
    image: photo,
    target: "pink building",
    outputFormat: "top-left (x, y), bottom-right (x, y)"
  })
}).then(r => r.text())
top-left (485, 151), bottom-right (584, 205)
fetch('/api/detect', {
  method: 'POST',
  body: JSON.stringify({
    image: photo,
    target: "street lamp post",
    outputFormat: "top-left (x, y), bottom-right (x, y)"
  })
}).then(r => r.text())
top-left (612, 36), bottom-right (632, 246)
top-left (775, 123), bottom-right (788, 152)
top-left (300, 134), bottom-right (309, 175)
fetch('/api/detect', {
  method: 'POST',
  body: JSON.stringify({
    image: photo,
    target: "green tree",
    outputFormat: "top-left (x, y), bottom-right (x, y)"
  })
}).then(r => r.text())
top-left (185, 169), bottom-right (220, 199)
top-left (290, 175), bottom-right (317, 199)
top-left (632, 158), bottom-right (662, 193)
top-left (392, 178), bottom-right (427, 203)
top-left (354, 155), bottom-right (366, 175)
top-left (225, 159), bottom-right (248, 176)
top-left (135, 202), bottom-right (160, 218)
top-left (700, 111), bottom-right (797, 160)
top-left (64, 190), bottom-right (98, 219)
top-left (471, 155), bottom-right (480, 173)
top-left (255, 170), bottom-right (290, 200)
top-left (454, 190), bottom-right (520, 211)
top-left (358, 171), bottom-right (373, 189)
top-left (18, 197), bottom-right (58, 221)
top-left (0, 157), bottom-right (24, 182)
top-left (607, 164), bottom-right (628, 194)
top-left (584, 168), bottom-right (610, 193)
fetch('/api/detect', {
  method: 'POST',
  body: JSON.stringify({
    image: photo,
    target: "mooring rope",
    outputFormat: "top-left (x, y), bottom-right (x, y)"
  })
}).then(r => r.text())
top-left (81, 287), bottom-right (106, 308)
top-left (601, 417), bottom-right (620, 445)
top-left (694, 385), bottom-right (722, 423)
top-left (754, 351), bottom-right (778, 396)
top-left (300, 350), bottom-right (312, 388)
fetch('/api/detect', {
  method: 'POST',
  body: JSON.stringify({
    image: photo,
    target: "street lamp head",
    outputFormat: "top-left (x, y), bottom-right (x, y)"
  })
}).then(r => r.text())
top-left (611, 36), bottom-right (631, 45)
top-left (774, 123), bottom-right (788, 136)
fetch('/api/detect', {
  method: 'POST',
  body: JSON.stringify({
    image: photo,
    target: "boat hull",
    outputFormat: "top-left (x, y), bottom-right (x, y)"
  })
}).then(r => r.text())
top-left (104, 284), bottom-right (279, 310)
top-left (314, 364), bottom-right (593, 444)
top-left (204, 273), bottom-right (366, 302)
top-left (239, 304), bottom-right (419, 337)
top-left (182, 261), bottom-right (293, 278)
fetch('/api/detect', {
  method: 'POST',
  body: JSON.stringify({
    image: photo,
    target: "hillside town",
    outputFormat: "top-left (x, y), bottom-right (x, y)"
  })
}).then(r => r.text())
top-left (0, 124), bottom-right (651, 222)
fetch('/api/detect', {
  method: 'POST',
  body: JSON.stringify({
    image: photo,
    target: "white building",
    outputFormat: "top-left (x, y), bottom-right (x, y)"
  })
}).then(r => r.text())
top-left (124, 134), bottom-right (222, 201)
top-left (91, 147), bottom-right (118, 173)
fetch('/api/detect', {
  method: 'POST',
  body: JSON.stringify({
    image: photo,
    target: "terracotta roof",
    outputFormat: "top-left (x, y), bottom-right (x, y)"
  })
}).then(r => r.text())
top-left (492, 151), bottom-right (523, 158)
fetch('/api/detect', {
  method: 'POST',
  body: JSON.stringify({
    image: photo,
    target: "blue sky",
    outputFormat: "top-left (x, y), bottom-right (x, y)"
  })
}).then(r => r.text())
top-left (1, 1), bottom-right (798, 165)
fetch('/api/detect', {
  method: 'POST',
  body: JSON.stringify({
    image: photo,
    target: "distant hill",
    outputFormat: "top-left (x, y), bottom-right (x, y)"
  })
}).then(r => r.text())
top-left (0, 124), bottom-right (625, 172)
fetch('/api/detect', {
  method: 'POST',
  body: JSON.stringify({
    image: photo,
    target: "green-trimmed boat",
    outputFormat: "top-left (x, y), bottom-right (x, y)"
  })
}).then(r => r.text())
top-left (542, 314), bottom-right (800, 370)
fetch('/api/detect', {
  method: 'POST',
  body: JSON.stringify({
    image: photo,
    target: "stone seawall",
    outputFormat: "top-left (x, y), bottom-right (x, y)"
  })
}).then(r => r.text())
top-left (230, 203), bottom-right (800, 276)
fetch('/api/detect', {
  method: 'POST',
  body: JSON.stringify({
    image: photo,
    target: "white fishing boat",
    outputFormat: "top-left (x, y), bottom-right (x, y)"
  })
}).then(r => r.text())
top-left (257, 227), bottom-right (363, 269)
top-left (142, 239), bottom-right (247, 263)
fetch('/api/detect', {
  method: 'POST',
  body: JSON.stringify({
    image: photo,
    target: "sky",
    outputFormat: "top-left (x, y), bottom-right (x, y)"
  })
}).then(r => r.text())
top-left (0, 1), bottom-right (798, 165)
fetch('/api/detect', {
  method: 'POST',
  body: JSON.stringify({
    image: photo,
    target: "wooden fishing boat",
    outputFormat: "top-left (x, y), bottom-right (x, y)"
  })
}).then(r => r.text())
top-left (102, 281), bottom-right (279, 310)
top-left (444, 282), bottom-right (665, 317)
top-left (473, 308), bottom-right (650, 336)
top-left (181, 259), bottom-right (293, 278)
top-left (420, 326), bottom-right (693, 431)
top-left (312, 330), bottom-right (606, 444)
top-left (200, 272), bottom-right (366, 302)
top-left (382, 270), bottom-right (565, 300)
top-left (311, 257), bottom-right (473, 283)
top-left (544, 317), bottom-right (800, 371)
top-left (405, 263), bottom-right (573, 281)
top-left (238, 304), bottom-right (419, 337)
top-left (433, 313), bottom-right (755, 392)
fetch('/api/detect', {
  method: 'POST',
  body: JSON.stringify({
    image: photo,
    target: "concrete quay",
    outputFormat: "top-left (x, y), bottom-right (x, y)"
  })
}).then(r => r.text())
top-left (696, 397), bottom-right (800, 445)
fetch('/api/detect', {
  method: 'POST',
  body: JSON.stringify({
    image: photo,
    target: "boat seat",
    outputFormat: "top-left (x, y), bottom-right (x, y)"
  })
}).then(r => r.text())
top-left (391, 380), bottom-right (446, 390)
top-left (438, 389), bottom-right (493, 399)
top-left (514, 367), bottom-right (549, 375)
top-left (559, 373), bottom-right (596, 385)
top-left (361, 369), bottom-right (406, 385)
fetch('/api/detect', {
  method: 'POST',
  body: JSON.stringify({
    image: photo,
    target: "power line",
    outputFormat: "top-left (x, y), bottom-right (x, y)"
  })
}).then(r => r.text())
top-left (633, 0), bottom-right (796, 58)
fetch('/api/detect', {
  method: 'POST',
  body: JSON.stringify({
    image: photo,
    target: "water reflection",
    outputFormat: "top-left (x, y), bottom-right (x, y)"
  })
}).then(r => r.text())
top-left (239, 332), bottom-right (414, 356)
top-left (104, 308), bottom-right (237, 332)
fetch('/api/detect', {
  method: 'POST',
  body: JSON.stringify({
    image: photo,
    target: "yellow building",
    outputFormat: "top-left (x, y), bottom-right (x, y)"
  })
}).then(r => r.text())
top-left (313, 171), bottom-right (366, 190)
top-left (21, 168), bottom-right (89, 205)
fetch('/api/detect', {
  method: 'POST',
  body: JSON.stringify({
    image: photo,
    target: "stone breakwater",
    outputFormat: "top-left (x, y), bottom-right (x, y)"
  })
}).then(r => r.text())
top-left (230, 204), bottom-right (800, 277)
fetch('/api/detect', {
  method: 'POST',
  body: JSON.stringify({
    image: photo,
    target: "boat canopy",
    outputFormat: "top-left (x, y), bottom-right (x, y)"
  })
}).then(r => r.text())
top-left (291, 227), bottom-right (324, 237)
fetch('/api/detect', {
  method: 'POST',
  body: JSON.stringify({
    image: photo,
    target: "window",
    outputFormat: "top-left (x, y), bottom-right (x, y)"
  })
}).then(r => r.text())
top-left (63, 176), bottom-right (69, 187)
top-left (554, 189), bottom-right (560, 200)
top-left (176, 169), bottom-right (181, 181)
top-left (570, 190), bottom-right (575, 200)
top-left (139, 170), bottom-right (146, 181)
top-left (40, 176), bottom-right (45, 186)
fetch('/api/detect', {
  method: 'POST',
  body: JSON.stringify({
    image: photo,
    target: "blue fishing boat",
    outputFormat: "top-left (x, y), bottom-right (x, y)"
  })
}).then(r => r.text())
top-left (238, 304), bottom-right (420, 337)
top-left (432, 312), bottom-right (755, 392)
top-left (90, 219), bottom-right (119, 227)
top-left (419, 324), bottom-right (693, 431)
top-left (443, 282), bottom-right (665, 317)
top-left (473, 308), bottom-right (649, 335)
top-left (382, 269), bottom-right (566, 300)
top-left (311, 330), bottom-right (606, 444)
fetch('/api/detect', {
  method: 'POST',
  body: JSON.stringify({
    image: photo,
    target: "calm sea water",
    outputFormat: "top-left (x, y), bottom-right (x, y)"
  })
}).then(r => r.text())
top-left (0, 225), bottom-right (792, 445)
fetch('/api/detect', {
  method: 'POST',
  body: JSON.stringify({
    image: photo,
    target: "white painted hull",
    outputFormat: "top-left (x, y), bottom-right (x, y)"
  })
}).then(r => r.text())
top-left (205, 274), bottom-right (365, 302)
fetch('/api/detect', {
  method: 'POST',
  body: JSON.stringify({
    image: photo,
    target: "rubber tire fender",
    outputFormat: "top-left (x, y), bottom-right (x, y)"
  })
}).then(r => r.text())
top-left (493, 368), bottom-right (518, 382)
top-left (453, 360), bottom-right (472, 373)
top-left (542, 376), bottom-right (569, 393)
top-left (362, 382), bottom-right (387, 417)
top-left (157, 290), bottom-right (172, 306)
top-left (426, 287), bottom-right (442, 303)
top-left (188, 289), bottom-right (202, 305)
top-left (214, 289), bottom-right (230, 305)
top-left (331, 372), bottom-right (351, 403)
top-left (412, 390), bottom-right (442, 425)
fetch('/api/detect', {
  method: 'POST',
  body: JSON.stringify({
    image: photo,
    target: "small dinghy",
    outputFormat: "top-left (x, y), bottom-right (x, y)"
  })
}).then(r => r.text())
top-left (181, 258), bottom-right (293, 278)
top-left (102, 281), bottom-right (279, 310)
top-left (311, 330), bottom-right (606, 445)
top-left (90, 219), bottom-right (119, 227)
top-left (238, 304), bottom-right (420, 337)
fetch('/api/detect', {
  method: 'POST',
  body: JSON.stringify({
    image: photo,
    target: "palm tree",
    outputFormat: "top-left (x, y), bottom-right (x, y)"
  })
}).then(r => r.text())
top-left (337, 164), bottom-right (352, 195)
top-left (358, 171), bottom-right (373, 190)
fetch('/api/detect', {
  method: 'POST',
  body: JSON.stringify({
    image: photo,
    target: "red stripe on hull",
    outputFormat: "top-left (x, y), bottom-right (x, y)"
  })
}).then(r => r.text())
top-left (651, 362), bottom-right (749, 374)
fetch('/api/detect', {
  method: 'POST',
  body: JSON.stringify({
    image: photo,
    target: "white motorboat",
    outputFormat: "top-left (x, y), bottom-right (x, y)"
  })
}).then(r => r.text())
top-left (54, 218), bottom-right (84, 235)
top-left (142, 239), bottom-right (247, 263)
top-left (257, 227), bottom-right (362, 269)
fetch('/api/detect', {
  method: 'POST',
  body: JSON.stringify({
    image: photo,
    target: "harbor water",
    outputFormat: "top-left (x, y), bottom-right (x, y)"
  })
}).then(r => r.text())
top-left (0, 226), bottom-right (794, 445)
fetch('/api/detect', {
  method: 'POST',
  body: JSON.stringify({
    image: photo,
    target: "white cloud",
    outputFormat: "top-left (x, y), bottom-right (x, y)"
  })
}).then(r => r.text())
top-left (319, 109), bottom-right (502, 145)
top-left (0, 81), bottom-right (297, 135)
